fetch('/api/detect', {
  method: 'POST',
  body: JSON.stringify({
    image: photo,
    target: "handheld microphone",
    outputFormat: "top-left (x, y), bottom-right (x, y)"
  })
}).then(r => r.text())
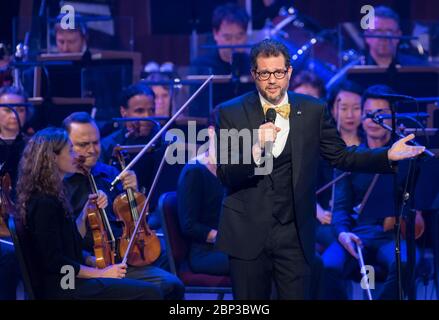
top-left (264, 108), bottom-right (277, 158)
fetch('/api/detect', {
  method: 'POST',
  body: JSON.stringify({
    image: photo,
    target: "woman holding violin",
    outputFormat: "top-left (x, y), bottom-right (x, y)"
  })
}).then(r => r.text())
top-left (62, 112), bottom-right (184, 300)
top-left (15, 127), bottom-right (162, 299)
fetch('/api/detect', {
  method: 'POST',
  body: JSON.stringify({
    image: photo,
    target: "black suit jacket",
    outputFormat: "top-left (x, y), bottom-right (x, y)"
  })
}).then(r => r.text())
top-left (215, 91), bottom-right (394, 263)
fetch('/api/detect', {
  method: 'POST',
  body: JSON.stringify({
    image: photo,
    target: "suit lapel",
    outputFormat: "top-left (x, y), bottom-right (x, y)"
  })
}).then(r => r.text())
top-left (243, 91), bottom-right (265, 131)
top-left (289, 92), bottom-right (303, 190)
top-left (243, 91), bottom-right (271, 187)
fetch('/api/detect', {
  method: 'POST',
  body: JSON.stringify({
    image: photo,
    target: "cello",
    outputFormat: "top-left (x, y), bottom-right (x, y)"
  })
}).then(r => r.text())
top-left (112, 147), bottom-right (161, 266)
top-left (76, 158), bottom-right (116, 268)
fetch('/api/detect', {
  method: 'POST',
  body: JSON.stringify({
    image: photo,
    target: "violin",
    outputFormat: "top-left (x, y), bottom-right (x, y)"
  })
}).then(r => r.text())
top-left (76, 157), bottom-right (116, 268)
top-left (355, 174), bottom-right (424, 240)
top-left (383, 212), bottom-right (425, 240)
top-left (0, 173), bottom-right (13, 238)
top-left (112, 147), bottom-right (160, 267)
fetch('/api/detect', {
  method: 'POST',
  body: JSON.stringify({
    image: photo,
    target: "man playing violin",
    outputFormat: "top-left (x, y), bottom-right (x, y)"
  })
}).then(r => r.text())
top-left (100, 83), bottom-right (162, 201)
top-left (62, 112), bottom-right (184, 300)
top-left (322, 85), bottom-right (425, 299)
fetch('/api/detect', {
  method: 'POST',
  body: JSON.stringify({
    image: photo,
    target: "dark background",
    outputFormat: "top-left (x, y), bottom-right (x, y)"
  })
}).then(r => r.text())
top-left (1, 0), bottom-right (438, 65)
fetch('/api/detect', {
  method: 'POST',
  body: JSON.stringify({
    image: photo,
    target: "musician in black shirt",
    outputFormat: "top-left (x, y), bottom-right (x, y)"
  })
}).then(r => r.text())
top-left (16, 127), bottom-right (162, 299)
top-left (321, 85), bottom-right (424, 299)
top-left (62, 112), bottom-right (184, 300)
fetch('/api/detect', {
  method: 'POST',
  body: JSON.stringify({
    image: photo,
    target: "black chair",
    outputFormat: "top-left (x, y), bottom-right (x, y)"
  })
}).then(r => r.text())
top-left (158, 192), bottom-right (232, 299)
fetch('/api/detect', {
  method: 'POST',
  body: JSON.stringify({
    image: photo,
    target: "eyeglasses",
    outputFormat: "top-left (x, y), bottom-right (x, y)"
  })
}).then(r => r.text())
top-left (253, 69), bottom-right (288, 81)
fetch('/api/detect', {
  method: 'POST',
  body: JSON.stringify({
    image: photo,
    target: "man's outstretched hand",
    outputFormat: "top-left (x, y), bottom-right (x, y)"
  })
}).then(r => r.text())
top-left (388, 134), bottom-right (425, 161)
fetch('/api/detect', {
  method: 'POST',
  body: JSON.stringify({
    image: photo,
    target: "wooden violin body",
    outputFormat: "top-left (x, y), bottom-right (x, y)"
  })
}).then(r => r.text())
top-left (113, 189), bottom-right (161, 267)
top-left (112, 146), bottom-right (160, 267)
top-left (355, 173), bottom-right (425, 240)
top-left (383, 212), bottom-right (425, 240)
top-left (75, 157), bottom-right (116, 269)
top-left (86, 200), bottom-right (115, 269)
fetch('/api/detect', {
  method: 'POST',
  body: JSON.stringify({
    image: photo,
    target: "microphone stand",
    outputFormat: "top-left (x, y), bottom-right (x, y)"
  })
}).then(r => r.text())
top-left (389, 99), bottom-right (404, 301)
top-left (371, 116), bottom-right (435, 158)
top-left (370, 112), bottom-right (433, 300)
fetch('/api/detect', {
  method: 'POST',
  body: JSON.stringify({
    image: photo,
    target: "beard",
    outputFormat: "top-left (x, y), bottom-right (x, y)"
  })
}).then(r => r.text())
top-left (259, 85), bottom-right (287, 105)
top-left (83, 156), bottom-right (98, 169)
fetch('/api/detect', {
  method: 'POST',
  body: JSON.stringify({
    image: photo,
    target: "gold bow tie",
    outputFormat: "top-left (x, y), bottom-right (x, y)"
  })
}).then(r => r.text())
top-left (263, 103), bottom-right (290, 119)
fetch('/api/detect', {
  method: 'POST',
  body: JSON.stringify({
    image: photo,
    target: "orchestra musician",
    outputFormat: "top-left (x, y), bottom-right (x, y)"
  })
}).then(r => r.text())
top-left (62, 112), bottom-right (185, 300)
top-left (15, 127), bottom-right (163, 299)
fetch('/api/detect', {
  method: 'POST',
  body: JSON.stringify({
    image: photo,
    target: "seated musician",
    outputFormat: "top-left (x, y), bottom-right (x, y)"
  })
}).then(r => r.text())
top-left (0, 86), bottom-right (33, 186)
top-left (322, 84), bottom-right (425, 299)
top-left (144, 73), bottom-right (173, 118)
top-left (190, 3), bottom-right (250, 75)
top-left (54, 13), bottom-right (88, 54)
top-left (190, 3), bottom-right (251, 117)
top-left (62, 112), bottom-right (184, 300)
top-left (101, 83), bottom-right (158, 166)
top-left (177, 119), bottom-right (230, 276)
top-left (315, 81), bottom-right (364, 249)
top-left (0, 86), bottom-right (32, 300)
top-left (100, 84), bottom-right (163, 209)
top-left (15, 127), bottom-right (163, 299)
top-left (363, 6), bottom-right (427, 68)
top-left (290, 70), bottom-right (326, 99)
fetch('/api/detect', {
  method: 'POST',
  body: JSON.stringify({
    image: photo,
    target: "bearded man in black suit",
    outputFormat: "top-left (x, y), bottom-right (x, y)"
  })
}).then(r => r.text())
top-left (214, 39), bottom-right (425, 300)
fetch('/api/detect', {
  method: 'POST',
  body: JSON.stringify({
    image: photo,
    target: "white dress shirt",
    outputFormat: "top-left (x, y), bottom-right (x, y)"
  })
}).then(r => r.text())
top-left (259, 93), bottom-right (290, 158)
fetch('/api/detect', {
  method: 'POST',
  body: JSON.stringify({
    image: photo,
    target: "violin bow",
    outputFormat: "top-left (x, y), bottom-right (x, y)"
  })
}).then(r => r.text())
top-left (0, 238), bottom-right (13, 246)
top-left (354, 174), bottom-right (380, 215)
top-left (110, 74), bottom-right (214, 191)
top-left (121, 144), bottom-right (170, 265)
top-left (357, 244), bottom-right (373, 300)
top-left (315, 171), bottom-right (351, 195)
